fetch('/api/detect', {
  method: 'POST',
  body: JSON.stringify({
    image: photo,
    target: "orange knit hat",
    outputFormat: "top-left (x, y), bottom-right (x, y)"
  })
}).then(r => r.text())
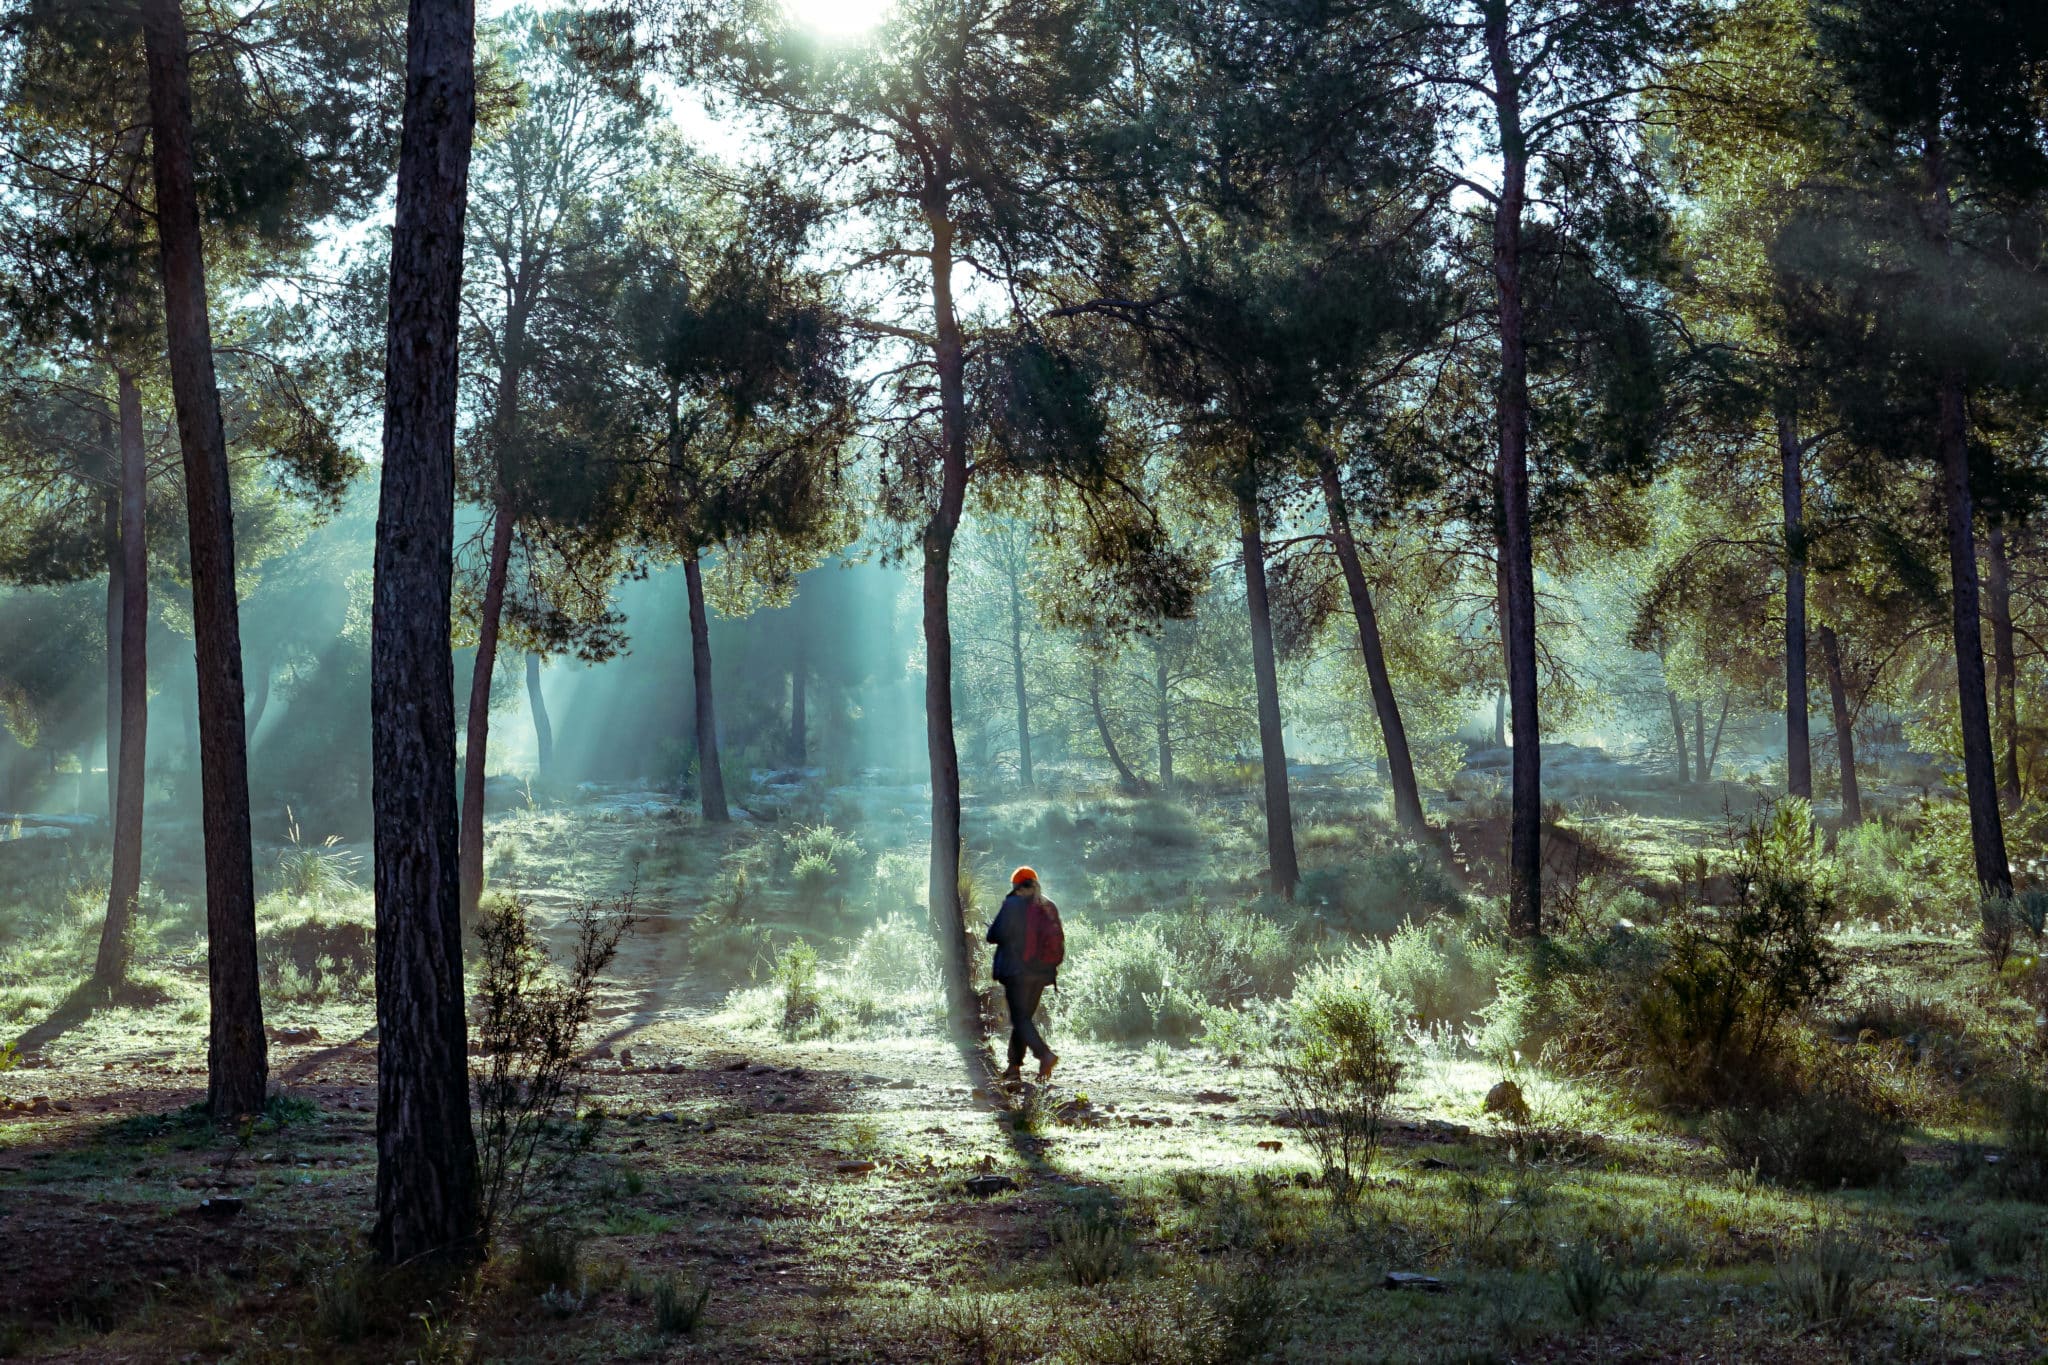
top-left (1011, 866), bottom-right (1039, 886)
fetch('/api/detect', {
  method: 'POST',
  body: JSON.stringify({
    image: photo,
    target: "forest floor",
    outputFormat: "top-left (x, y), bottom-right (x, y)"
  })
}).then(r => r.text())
top-left (2, 757), bottom-right (2045, 1362)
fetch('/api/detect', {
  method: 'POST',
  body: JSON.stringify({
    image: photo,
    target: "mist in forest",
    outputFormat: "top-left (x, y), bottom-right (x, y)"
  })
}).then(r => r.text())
top-left (5, 0), bottom-right (2048, 1359)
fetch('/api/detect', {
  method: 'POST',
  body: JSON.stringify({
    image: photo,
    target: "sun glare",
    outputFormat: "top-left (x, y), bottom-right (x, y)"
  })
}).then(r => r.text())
top-left (782, 0), bottom-right (892, 39)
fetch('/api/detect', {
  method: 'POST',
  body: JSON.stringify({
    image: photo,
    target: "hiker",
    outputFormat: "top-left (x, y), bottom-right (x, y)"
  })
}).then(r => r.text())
top-left (987, 866), bottom-right (1064, 1084)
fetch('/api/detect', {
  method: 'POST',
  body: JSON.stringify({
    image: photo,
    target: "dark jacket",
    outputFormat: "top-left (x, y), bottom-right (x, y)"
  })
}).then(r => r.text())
top-left (987, 893), bottom-right (1058, 984)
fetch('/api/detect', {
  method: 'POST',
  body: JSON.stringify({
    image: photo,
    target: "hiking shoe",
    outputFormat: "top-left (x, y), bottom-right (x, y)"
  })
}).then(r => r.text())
top-left (1000, 1065), bottom-right (1023, 1086)
top-left (1037, 1053), bottom-right (1058, 1083)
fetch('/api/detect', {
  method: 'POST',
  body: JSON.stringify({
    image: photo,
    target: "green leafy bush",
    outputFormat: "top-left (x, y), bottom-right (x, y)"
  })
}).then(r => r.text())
top-left (1356, 919), bottom-right (1506, 1027)
top-left (1632, 802), bottom-right (1842, 1109)
top-left (1269, 956), bottom-right (1402, 1201)
top-left (1300, 843), bottom-right (1464, 937)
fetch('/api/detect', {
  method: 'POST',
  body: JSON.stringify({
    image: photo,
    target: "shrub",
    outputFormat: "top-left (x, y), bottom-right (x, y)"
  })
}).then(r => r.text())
top-left (774, 941), bottom-right (822, 1037)
top-left (1556, 1240), bottom-right (1615, 1325)
top-left (1051, 1207), bottom-right (1131, 1287)
top-left (2000, 1077), bottom-right (2048, 1201)
top-left (272, 808), bottom-right (360, 903)
top-left (1057, 918), bottom-right (1205, 1044)
top-left (258, 906), bottom-right (374, 1002)
top-left (1358, 919), bottom-right (1506, 1027)
top-left (1631, 801), bottom-right (1842, 1109)
top-left (473, 895), bottom-right (633, 1244)
top-left (1774, 1223), bottom-right (1881, 1330)
top-left (1302, 844), bottom-right (1464, 937)
top-left (1830, 819), bottom-right (1920, 925)
top-left (1708, 1050), bottom-right (1907, 1188)
top-left (651, 1271), bottom-right (711, 1336)
top-left (840, 912), bottom-right (940, 994)
top-left (1269, 957), bottom-right (1401, 1202)
top-left (1980, 895), bottom-right (2019, 971)
top-left (514, 1224), bottom-right (582, 1294)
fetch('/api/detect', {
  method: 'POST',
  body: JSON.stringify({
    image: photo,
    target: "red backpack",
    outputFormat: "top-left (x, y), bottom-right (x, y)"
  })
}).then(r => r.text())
top-left (1022, 898), bottom-right (1065, 971)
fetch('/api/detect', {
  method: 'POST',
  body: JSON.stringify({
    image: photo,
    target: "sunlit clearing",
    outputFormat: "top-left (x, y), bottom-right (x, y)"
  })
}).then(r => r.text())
top-left (783, 0), bottom-right (892, 38)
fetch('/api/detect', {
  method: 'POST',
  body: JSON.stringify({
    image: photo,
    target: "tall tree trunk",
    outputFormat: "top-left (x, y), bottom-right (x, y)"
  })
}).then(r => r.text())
top-left (1089, 659), bottom-right (1146, 792)
top-left (1778, 400), bottom-right (1812, 800)
top-left (1924, 132), bottom-right (2010, 895)
top-left (369, 0), bottom-right (481, 1267)
top-left (102, 427), bottom-right (119, 820)
top-left (1485, 2), bottom-right (1541, 935)
top-left (1987, 525), bottom-right (2020, 810)
top-left (1155, 632), bottom-right (1173, 791)
top-left (683, 553), bottom-right (729, 822)
top-left (1005, 551), bottom-right (1033, 790)
top-left (1493, 690), bottom-right (1506, 748)
top-left (788, 635), bottom-right (807, 767)
top-left (1939, 370), bottom-right (2012, 894)
top-left (1666, 691), bottom-right (1691, 784)
top-left (923, 195), bottom-right (978, 1049)
top-left (93, 368), bottom-right (149, 991)
top-left (526, 652), bottom-right (551, 781)
top-left (140, 0), bottom-right (265, 1118)
top-left (1694, 697), bottom-right (1707, 780)
top-left (1819, 624), bottom-right (1861, 825)
top-left (1239, 487), bottom-right (1298, 898)
top-left (458, 497), bottom-right (515, 915)
top-left (1315, 450), bottom-right (1424, 830)
top-left (1707, 691), bottom-right (1729, 780)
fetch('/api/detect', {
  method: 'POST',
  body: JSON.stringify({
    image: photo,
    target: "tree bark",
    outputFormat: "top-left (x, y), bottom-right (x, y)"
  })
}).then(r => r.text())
top-left (1155, 632), bottom-right (1173, 791)
top-left (1707, 691), bottom-right (1729, 780)
top-left (1922, 130), bottom-right (2010, 894)
top-left (1778, 400), bottom-right (1812, 800)
top-left (93, 368), bottom-right (149, 991)
top-left (140, 0), bottom-right (265, 1118)
top-left (1484, 2), bottom-right (1541, 935)
top-left (1986, 525), bottom-right (2020, 810)
top-left (1694, 696), bottom-right (1707, 781)
top-left (526, 651), bottom-right (552, 781)
top-left (459, 497), bottom-right (515, 916)
top-left (1315, 450), bottom-right (1424, 830)
top-left (1239, 486), bottom-right (1298, 898)
top-left (923, 191), bottom-right (978, 1049)
top-left (369, 0), bottom-right (481, 1266)
top-left (102, 420), bottom-right (119, 820)
top-left (1005, 548), bottom-right (1033, 790)
top-left (683, 553), bottom-right (729, 821)
top-left (1819, 624), bottom-right (1861, 825)
top-left (1666, 690), bottom-right (1690, 785)
top-left (788, 635), bottom-right (807, 767)
top-left (1493, 690), bottom-right (1505, 749)
top-left (1939, 369), bottom-right (2012, 894)
top-left (1089, 659), bottom-right (1146, 792)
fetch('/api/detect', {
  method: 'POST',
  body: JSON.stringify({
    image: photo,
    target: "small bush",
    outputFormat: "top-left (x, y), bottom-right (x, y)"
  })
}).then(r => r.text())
top-left (774, 941), bottom-right (822, 1037)
top-left (309, 1261), bottom-right (369, 1344)
top-left (651, 1271), bottom-right (711, 1336)
top-left (1358, 919), bottom-right (1506, 1027)
top-left (1979, 895), bottom-right (2018, 972)
top-left (1774, 1223), bottom-right (1880, 1330)
top-left (515, 1225), bottom-right (582, 1294)
top-left (1302, 843), bottom-right (1464, 937)
top-left (2000, 1077), bottom-right (2048, 1200)
top-left (473, 895), bottom-right (634, 1244)
top-left (1269, 957), bottom-right (1401, 1202)
top-left (1708, 1050), bottom-right (1907, 1188)
top-left (1631, 802), bottom-right (1842, 1110)
top-left (1058, 918), bottom-right (1204, 1044)
top-left (931, 1294), bottom-right (1027, 1365)
top-left (1052, 1207), bottom-right (1131, 1287)
top-left (1556, 1240), bottom-right (1615, 1325)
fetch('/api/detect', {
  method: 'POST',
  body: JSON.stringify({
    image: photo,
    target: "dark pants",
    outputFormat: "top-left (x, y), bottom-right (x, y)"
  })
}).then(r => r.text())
top-left (1000, 975), bottom-right (1053, 1067)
